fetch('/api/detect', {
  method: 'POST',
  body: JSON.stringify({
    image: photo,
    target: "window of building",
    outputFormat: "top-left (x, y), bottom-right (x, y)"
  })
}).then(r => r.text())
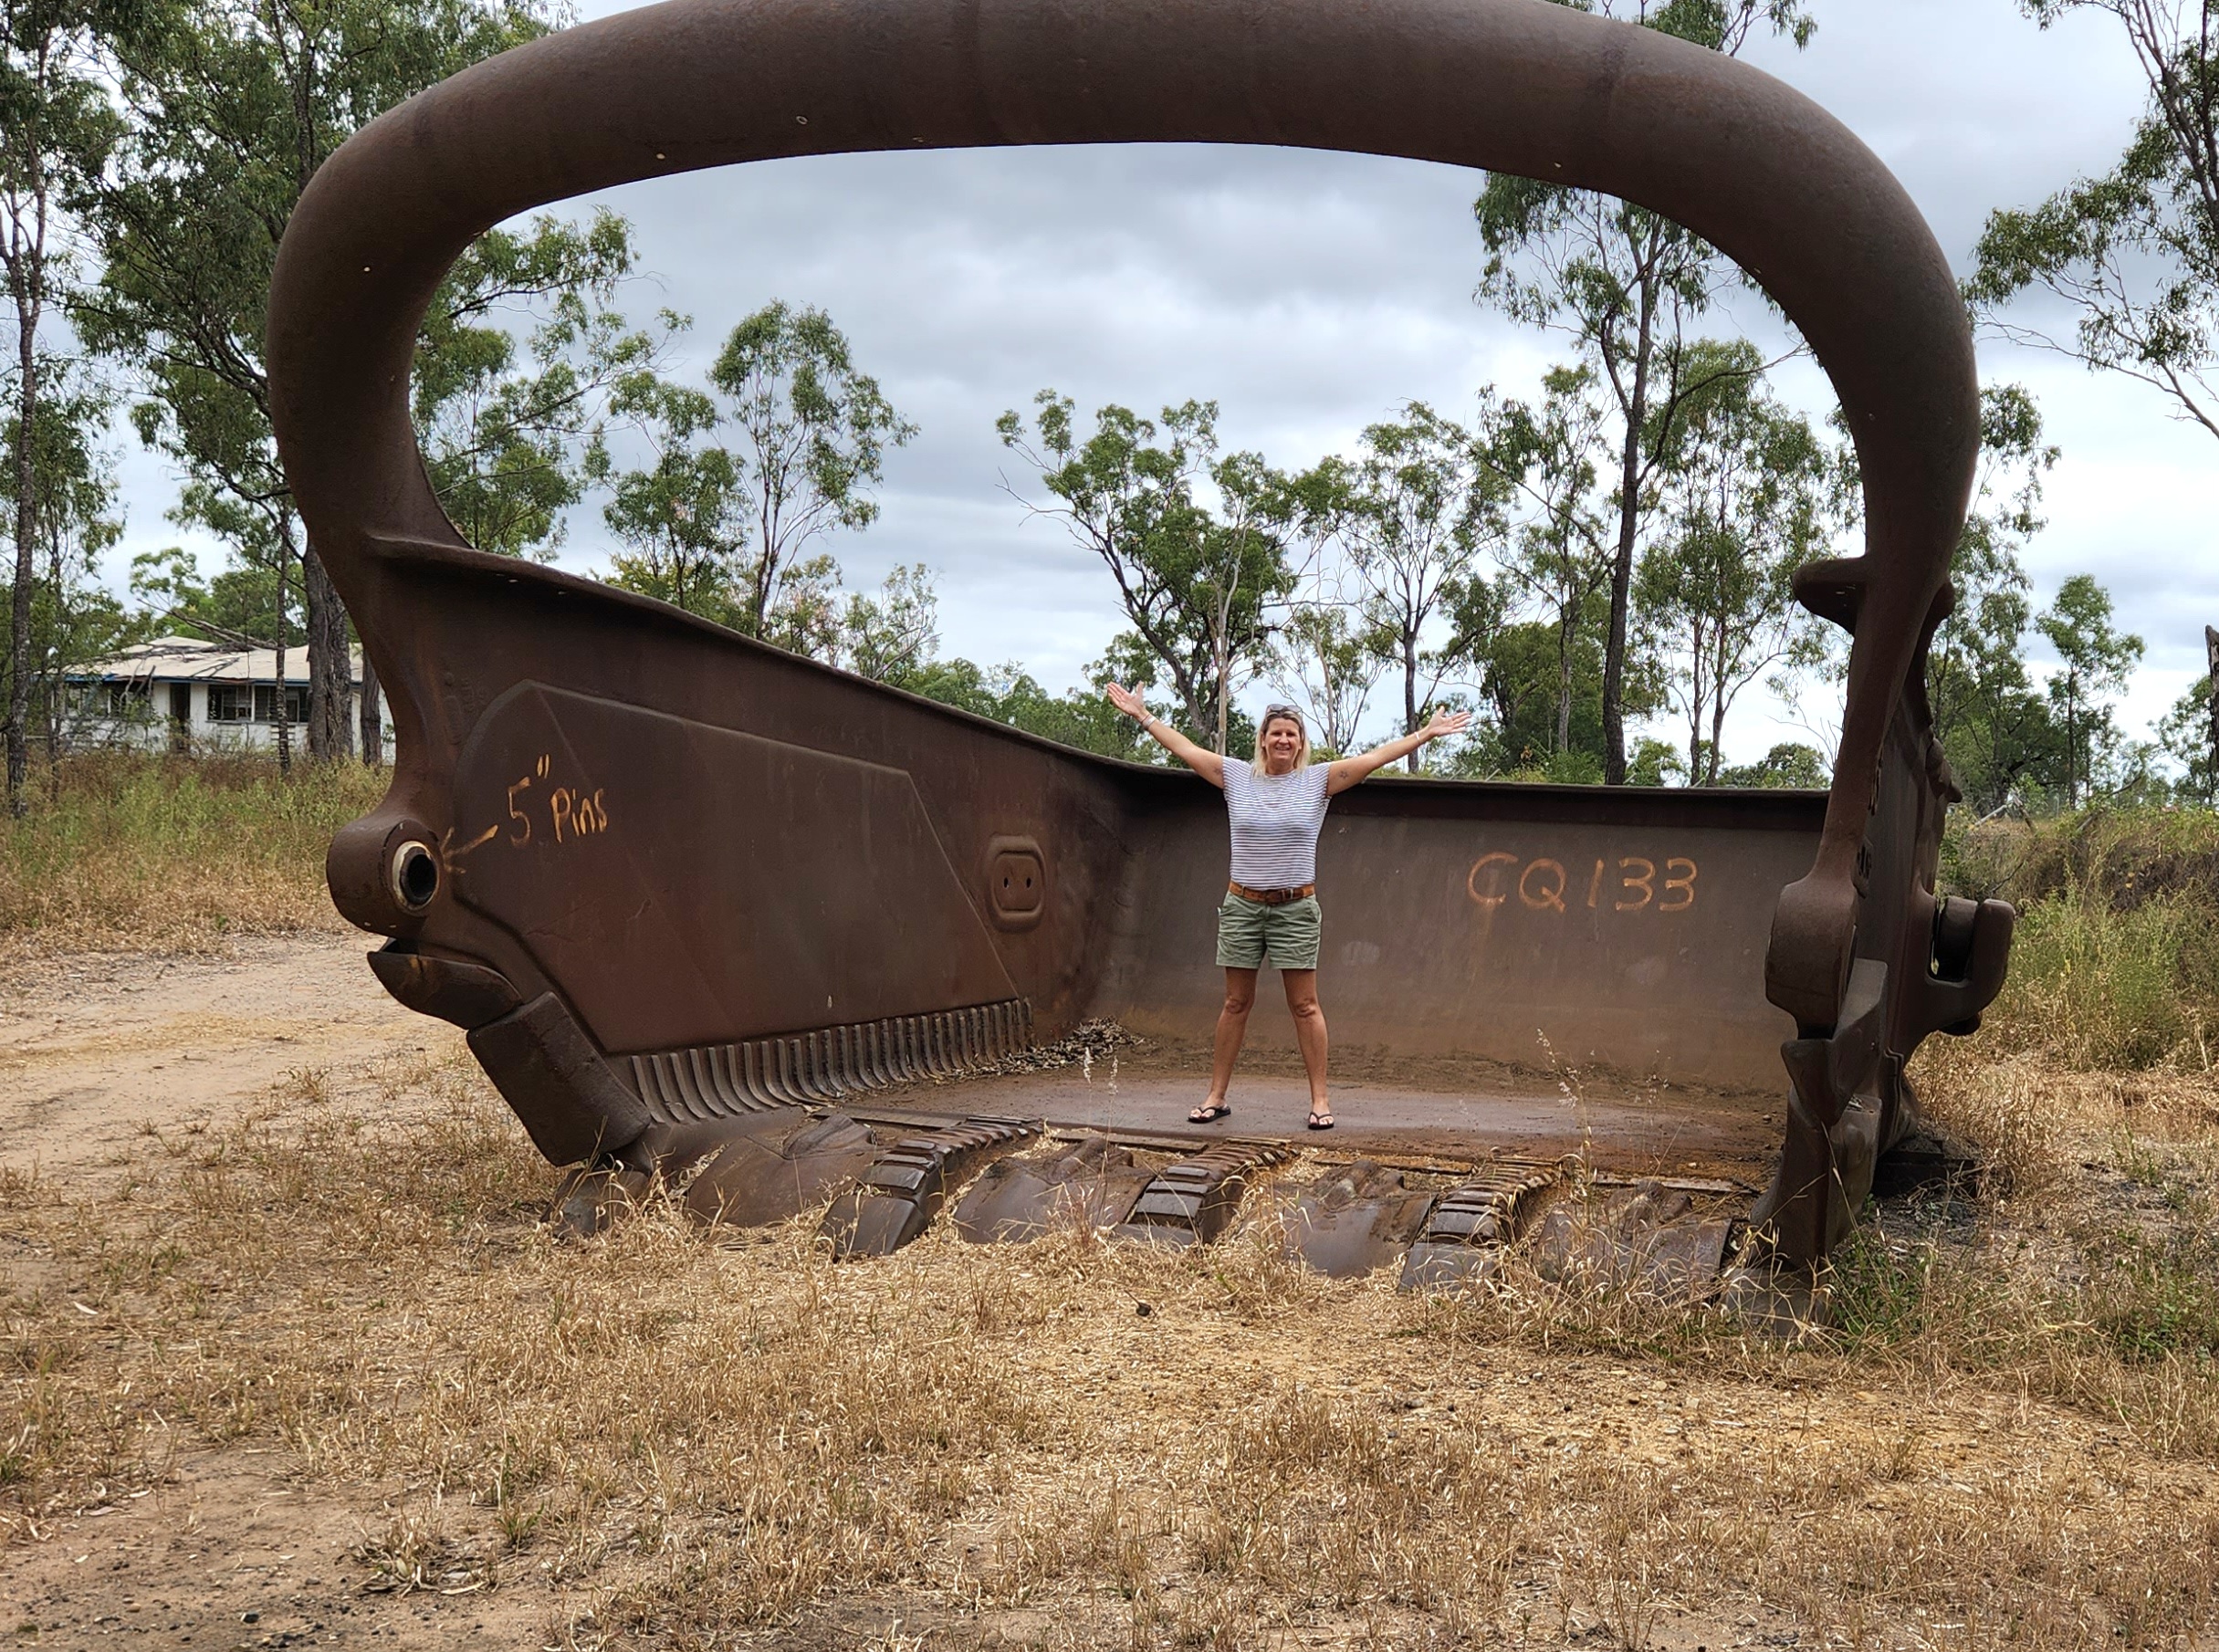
top-left (206, 685), bottom-right (251, 722)
top-left (253, 685), bottom-right (309, 724)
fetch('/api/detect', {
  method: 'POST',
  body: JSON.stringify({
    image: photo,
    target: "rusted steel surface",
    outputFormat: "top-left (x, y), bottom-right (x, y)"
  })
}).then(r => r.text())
top-left (1282, 1163), bottom-right (1439, 1281)
top-left (266, 0), bottom-right (2015, 1263)
top-left (1397, 1164), bottom-right (1562, 1291)
top-left (822, 1117), bottom-right (1039, 1257)
top-left (1526, 1184), bottom-right (1742, 1298)
top-left (1111, 1141), bottom-right (1296, 1249)
top-left (953, 1137), bottom-right (1159, 1244)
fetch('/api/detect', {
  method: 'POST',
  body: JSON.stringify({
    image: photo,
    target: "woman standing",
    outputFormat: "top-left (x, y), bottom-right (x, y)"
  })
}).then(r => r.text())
top-left (1104, 687), bottom-right (1471, 1130)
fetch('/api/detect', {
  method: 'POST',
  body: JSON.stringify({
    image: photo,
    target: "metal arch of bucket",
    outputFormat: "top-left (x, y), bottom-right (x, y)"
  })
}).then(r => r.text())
top-left (265, 0), bottom-right (2016, 1264)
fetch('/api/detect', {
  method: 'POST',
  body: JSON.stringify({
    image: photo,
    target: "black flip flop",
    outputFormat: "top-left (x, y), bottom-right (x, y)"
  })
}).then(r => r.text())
top-left (1189, 1103), bottom-right (1232, 1124)
top-left (1306, 1112), bottom-right (1335, 1131)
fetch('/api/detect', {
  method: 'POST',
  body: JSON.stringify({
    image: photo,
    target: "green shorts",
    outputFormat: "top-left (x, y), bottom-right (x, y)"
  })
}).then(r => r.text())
top-left (1215, 891), bottom-right (1322, 971)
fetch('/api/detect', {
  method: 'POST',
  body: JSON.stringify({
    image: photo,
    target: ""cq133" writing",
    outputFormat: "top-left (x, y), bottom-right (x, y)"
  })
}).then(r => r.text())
top-left (1466, 852), bottom-right (1697, 914)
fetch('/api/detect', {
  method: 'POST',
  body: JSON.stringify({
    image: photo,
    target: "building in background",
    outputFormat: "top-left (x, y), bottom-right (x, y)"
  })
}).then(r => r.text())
top-left (67, 636), bottom-right (386, 756)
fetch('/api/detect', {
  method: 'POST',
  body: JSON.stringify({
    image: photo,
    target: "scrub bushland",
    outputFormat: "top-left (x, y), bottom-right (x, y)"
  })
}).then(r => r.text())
top-left (0, 752), bottom-right (382, 955)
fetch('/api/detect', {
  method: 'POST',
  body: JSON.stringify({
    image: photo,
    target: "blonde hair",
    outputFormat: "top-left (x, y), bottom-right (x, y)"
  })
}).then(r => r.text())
top-left (1253, 705), bottom-right (1311, 768)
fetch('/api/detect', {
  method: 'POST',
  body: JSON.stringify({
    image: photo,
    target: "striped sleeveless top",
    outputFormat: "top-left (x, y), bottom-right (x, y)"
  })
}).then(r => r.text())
top-left (1222, 758), bottom-right (1333, 888)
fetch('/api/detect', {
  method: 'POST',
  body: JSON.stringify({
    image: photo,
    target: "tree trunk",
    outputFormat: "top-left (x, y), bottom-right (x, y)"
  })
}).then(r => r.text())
top-left (273, 528), bottom-right (293, 775)
top-left (360, 657), bottom-right (383, 766)
top-left (6, 286), bottom-right (38, 817)
top-left (1403, 629), bottom-right (1421, 773)
top-left (2203, 626), bottom-right (2217, 797)
top-left (1555, 609), bottom-right (1575, 755)
top-left (303, 547), bottom-right (352, 760)
top-left (1600, 266), bottom-right (1659, 789)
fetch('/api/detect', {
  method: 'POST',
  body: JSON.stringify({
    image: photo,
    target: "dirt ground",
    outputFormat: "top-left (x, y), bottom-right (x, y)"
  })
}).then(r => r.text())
top-left (0, 936), bottom-right (530, 1646)
top-left (3, 937), bottom-right (2215, 1650)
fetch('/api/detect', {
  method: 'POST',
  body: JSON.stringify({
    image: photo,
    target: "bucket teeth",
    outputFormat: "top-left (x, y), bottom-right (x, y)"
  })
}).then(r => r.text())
top-left (1112, 1140), bottom-right (1295, 1249)
top-left (822, 1116), bottom-right (1040, 1257)
top-left (1397, 1164), bottom-right (1560, 1291)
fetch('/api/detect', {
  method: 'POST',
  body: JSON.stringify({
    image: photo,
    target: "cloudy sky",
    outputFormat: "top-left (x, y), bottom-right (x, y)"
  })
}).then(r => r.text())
top-left (98, 0), bottom-right (2218, 763)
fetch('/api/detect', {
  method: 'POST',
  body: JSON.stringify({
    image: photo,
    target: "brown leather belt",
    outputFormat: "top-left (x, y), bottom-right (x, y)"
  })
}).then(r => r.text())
top-left (1229, 880), bottom-right (1316, 905)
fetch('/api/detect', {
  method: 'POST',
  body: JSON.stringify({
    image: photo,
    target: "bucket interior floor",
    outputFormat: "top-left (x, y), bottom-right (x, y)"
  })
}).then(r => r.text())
top-left (838, 1040), bottom-right (1780, 1187)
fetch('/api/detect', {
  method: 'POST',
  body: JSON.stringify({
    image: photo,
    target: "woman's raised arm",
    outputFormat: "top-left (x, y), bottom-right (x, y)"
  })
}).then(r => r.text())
top-left (1104, 684), bottom-right (1229, 788)
top-left (1326, 708), bottom-right (1472, 795)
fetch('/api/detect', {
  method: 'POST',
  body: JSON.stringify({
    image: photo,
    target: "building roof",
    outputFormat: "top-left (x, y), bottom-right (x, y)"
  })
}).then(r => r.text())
top-left (73, 636), bottom-right (361, 687)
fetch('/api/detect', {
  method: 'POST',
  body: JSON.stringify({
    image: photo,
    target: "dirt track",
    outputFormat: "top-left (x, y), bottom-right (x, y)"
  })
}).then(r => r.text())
top-left (1, 936), bottom-right (546, 1647)
top-left (0, 936), bottom-right (439, 1184)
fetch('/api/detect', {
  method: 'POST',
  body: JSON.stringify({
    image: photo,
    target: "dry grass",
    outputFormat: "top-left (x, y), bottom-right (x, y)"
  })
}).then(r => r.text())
top-left (1947, 807), bottom-right (2219, 1071)
top-left (5, 1041), bottom-right (2218, 1648)
top-left (0, 751), bottom-right (381, 956)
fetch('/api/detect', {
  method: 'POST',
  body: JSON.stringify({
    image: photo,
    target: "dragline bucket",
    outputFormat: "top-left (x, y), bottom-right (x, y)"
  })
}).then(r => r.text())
top-left (267, 0), bottom-right (2015, 1270)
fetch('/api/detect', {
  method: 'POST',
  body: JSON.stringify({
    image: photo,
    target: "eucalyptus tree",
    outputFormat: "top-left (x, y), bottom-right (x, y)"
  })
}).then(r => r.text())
top-left (79, 0), bottom-right (602, 766)
top-left (1311, 402), bottom-right (1510, 770)
top-left (2, 362), bottom-right (124, 754)
top-left (1489, 365), bottom-right (1616, 761)
top-left (1970, 1), bottom-right (2219, 445)
top-left (998, 392), bottom-right (1296, 751)
top-left (706, 300), bottom-right (916, 637)
top-left (1921, 385), bottom-right (2063, 810)
top-left (2036, 573), bottom-right (2144, 808)
top-left (1633, 342), bottom-right (1834, 786)
top-left (597, 374), bottom-right (751, 625)
top-left (1473, 0), bottom-right (1815, 783)
top-left (1270, 598), bottom-right (1389, 759)
top-left (3, 0), bottom-right (124, 807)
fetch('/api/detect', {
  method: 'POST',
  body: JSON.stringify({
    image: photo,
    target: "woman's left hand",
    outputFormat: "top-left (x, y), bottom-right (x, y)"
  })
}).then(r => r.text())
top-left (1419, 707), bottom-right (1472, 743)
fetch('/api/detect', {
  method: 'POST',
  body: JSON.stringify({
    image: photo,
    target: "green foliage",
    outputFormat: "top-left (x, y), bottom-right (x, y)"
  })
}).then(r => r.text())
top-left (597, 301), bottom-right (915, 638)
top-left (416, 212), bottom-right (675, 559)
top-left (2036, 573), bottom-right (2145, 809)
top-left (83, 0), bottom-right (557, 528)
top-left (1623, 736), bottom-right (1686, 787)
top-left (998, 392), bottom-right (1296, 753)
top-left (126, 544), bottom-right (292, 647)
top-left (2156, 679), bottom-right (2217, 804)
top-left (708, 299), bottom-right (916, 633)
top-left (1945, 807), bottom-right (2219, 1071)
top-left (2, 363), bottom-right (130, 737)
top-left (1715, 741), bottom-right (1826, 789)
top-left (1460, 616), bottom-right (1605, 776)
top-left (1486, 365), bottom-right (1616, 764)
top-left (2084, 1232), bottom-right (2219, 1366)
top-left (1634, 340), bottom-right (1835, 784)
top-left (1924, 392), bottom-right (2060, 815)
top-left (1303, 402), bottom-right (1508, 764)
top-left (1470, 1), bottom-right (1814, 783)
top-left (1968, 2), bottom-right (2219, 443)
top-left (897, 655), bottom-right (1149, 763)
top-left (1268, 601), bottom-right (1388, 760)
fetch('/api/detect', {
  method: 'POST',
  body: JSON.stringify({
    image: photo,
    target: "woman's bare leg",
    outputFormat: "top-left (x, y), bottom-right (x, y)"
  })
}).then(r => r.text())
top-left (1282, 968), bottom-right (1330, 1121)
top-left (1200, 967), bottom-right (1259, 1114)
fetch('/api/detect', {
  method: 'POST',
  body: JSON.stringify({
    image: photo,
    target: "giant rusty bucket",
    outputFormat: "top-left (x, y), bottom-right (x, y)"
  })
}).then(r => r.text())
top-left (268, 0), bottom-right (2015, 1268)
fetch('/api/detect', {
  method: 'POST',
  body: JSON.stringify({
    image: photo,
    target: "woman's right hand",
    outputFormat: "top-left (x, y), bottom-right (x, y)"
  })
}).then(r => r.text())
top-left (1104, 684), bottom-right (1148, 721)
